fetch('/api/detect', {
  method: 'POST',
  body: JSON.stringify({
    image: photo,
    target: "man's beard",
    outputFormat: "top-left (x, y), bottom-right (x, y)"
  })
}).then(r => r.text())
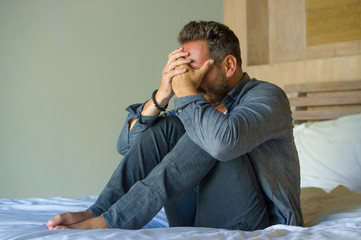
top-left (197, 70), bottom-right (229, 107)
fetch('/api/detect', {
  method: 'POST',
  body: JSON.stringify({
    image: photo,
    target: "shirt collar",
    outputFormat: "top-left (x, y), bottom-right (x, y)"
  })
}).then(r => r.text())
top-left (228, 72), bottom-right (251, 99)
top-left (222, 72), bottom-right (251, 108)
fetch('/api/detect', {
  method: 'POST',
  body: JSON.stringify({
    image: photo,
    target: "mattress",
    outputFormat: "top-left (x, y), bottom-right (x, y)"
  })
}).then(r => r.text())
top-left (1, 185), bottom-right (361, 239)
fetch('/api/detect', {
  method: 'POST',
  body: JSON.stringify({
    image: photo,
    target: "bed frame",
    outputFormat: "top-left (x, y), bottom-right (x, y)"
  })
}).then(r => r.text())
top-left (284, 80), bottom-right (361, 123)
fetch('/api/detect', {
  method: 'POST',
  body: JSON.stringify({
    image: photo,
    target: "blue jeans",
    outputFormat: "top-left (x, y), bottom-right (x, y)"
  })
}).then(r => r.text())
top-left (89, 117), bottom-right (269, 230)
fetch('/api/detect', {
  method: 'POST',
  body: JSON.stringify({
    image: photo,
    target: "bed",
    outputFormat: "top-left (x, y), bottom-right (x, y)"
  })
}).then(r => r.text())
top-left (1, 80), bottom-right (361, 240)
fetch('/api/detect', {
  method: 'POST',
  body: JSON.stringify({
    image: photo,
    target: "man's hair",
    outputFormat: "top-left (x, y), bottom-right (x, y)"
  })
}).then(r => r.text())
top-left (178, 20), bottom-right (242, 67)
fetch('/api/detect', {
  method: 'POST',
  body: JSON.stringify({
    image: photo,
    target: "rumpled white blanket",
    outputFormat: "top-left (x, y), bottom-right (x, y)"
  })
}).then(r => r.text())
top-left (1, 185), bottom-right (361, 240)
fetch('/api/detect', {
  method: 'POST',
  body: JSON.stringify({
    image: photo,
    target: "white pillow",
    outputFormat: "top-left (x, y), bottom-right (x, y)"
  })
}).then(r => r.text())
top-left (293, 113), bottom-right (361, 193)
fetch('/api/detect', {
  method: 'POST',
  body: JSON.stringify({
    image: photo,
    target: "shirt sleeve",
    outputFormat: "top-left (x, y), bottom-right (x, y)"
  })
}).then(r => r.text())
top-left (117, 102), bottom-right (178, 156)
top-left (173, 83), bottom-right (293, 161)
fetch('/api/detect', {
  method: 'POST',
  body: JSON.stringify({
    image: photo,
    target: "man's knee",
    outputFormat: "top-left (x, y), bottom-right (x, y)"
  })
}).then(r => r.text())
top-left (144, 117), bottom-right (185, 147)
top-left (153, 116), bottom-right (184, 132)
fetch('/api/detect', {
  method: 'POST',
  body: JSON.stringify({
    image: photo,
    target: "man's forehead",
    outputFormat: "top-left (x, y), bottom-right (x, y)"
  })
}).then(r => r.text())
top-left (182, 40), bottom-right (209, 59)
top-left (182, 39), bottom-right (206, 48)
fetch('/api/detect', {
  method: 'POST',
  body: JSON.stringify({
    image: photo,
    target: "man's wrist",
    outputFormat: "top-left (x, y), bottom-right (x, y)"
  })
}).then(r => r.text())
top-left (152, 89), bottom-right (168, 112)
top-left (140, 90), bottom-right (171, 117)
top-left (154, 90), bottom-right (172, 109)
top-left (174, 88), bottom-right (199, 98)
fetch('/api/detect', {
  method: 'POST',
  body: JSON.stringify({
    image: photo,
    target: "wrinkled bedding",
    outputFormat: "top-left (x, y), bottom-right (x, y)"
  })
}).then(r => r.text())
top-left (1, 185), bottom-right (360, 240)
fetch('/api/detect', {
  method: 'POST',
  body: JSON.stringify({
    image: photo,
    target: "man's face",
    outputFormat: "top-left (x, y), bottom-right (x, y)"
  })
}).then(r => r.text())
top-left (182, 40), bottom-right (229, 106)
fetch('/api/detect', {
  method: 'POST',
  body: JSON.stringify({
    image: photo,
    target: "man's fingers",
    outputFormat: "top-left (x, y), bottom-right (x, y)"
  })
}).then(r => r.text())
top-left (168, 67), bottom-right (188, 79)
top-left (163, 49), bottom-right (189, 74)
top-left (198, 59), bottom-right (214, 77)
top-left (162, 67), bottom-right (187, 82)
top-left (168, 50), bottom-right (189, 62)
top-left (167, 47), bottom-right (183, 59)
top-left (168, 58), bottom-right (191, 71)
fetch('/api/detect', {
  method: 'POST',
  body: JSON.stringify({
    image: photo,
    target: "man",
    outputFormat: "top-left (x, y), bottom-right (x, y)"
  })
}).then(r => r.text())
top-left (48, 21), bottom-right (303, 230)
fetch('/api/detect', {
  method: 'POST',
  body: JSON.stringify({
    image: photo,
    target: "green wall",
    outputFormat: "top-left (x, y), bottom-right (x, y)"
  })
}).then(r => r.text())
top-left (0, 0), bottom-right (222, 198)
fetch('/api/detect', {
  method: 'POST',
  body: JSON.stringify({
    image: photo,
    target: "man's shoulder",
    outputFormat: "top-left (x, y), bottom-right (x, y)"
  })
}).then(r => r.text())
top-left (244, 78), bottom-right (285, 95)
top-left (247, 77), bottom-right (281, 88)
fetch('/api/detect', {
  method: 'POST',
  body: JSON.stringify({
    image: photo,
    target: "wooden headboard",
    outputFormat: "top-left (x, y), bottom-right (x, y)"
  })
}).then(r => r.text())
top-left (284, 80), bottom-right (361, 123)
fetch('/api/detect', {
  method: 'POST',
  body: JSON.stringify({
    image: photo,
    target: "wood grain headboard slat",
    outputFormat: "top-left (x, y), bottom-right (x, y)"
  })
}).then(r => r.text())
top-left (284, 80), bottom-right (361, 122)
top-left (289, 94), bottom-right (361, 107)
top-left (284, 80), bottom-right (361, 93)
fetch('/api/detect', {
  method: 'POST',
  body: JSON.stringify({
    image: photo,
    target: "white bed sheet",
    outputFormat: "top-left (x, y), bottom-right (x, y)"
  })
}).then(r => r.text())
top-left (1, 185), bottom-right (361, 240)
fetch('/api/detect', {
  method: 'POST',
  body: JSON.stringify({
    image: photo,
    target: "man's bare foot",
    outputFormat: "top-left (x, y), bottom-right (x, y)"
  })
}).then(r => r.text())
top-left (51, 216), bottom-right (109, 230)
top-left (47, 210), bottom-right (95, 230)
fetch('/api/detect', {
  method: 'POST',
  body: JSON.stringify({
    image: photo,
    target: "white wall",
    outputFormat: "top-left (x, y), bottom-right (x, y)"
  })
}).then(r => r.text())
top-left (0, 0), bottom-right (222, 198)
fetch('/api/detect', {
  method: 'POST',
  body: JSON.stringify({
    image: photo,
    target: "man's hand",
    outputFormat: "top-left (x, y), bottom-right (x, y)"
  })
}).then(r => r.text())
top-left (157, 48), bottom-right (192, 104)
top-left (171, 59), bottom-right (214, 98)
top-left (129, 48), bottom-right (192, 129)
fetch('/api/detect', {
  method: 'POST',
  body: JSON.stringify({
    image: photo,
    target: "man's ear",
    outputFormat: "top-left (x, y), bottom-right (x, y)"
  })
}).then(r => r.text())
top-left (222, 55), bottom-right (237, 77)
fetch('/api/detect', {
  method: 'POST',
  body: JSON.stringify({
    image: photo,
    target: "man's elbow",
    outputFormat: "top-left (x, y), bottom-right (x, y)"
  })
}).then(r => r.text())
top-left (206, 139), bottom-right (254, 161)
top-left (207, 141), bottom-right (234, 161)
top-left (117, 147), bottom-right (128, 156)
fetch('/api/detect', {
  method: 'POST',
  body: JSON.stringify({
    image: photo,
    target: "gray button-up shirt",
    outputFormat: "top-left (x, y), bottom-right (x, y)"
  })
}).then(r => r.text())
top-left (117, 72), bottom-right (303, 226)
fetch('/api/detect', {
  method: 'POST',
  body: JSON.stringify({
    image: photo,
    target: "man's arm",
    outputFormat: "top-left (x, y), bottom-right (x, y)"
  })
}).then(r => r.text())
top-left (128, 48), bottom-right (191, 130)
top-left (128, 94), bottom-right (168, 130)
top-left (117, 48), bottom-right (191, 155)
top-left (173, 82), bottom-right (293, 161)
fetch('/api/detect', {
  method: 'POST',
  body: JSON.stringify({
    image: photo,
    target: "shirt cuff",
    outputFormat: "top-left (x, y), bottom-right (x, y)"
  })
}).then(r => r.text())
top-left (174, 95), bottom-right (207, 114)
top-left (126, 103), bottom-right (158, 125)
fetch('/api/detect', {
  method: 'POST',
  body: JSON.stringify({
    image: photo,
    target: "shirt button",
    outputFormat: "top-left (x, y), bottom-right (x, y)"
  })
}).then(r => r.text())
top-left (176, 108), bottom-right (183, 114)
